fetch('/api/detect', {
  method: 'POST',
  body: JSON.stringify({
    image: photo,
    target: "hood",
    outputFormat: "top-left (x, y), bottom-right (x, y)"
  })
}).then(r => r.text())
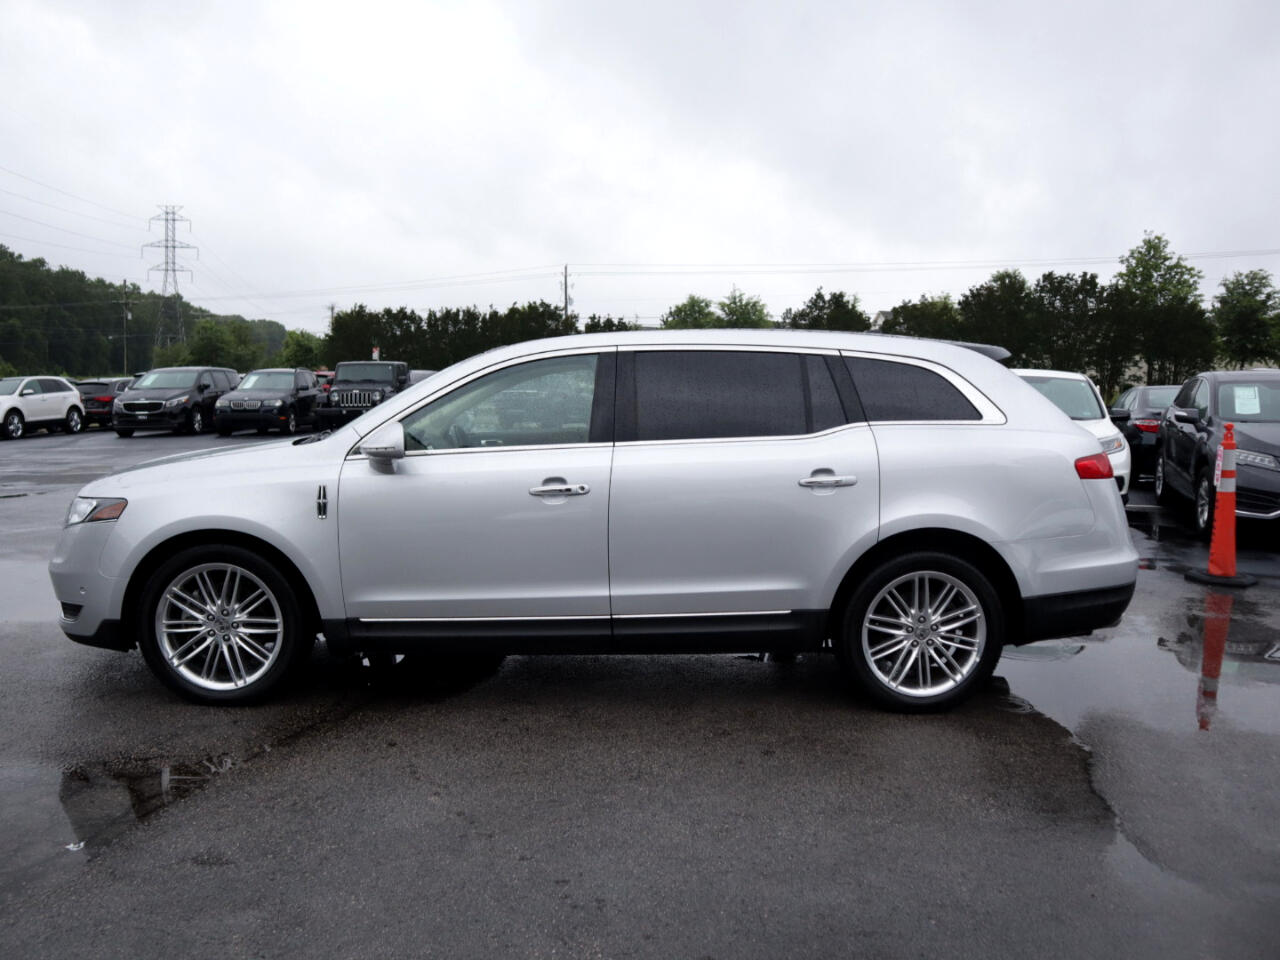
top-left (1231, 422), bottom-right (1280, 457)
top-left (222, 388), bottom-right (291, 401)
top-left (80, 439), bottom-right (298, 493)
top-left (332, 378), bottom-right (395, 389)
top-left (119, 387), bottom-right (195, 401)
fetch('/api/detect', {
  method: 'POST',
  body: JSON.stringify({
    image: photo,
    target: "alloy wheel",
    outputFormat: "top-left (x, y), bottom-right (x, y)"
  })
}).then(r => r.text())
top-left (861, 571), bottom-right (986, 698)
top-left (5, 411), bottom-right (22, 439)
top-left (154, 563), bottom-right (284, 692)
top-left (1196, 476), bottom-right (1212, 534)
top-left (67, 409), bottom-right (82, 433)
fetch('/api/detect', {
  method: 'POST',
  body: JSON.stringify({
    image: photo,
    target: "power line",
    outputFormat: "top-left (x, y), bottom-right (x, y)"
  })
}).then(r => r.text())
top-left (0, 209), bottom-right (142, 250)
top-left (0, 187), bottom-right (143, 231)
top-left (0, 164), bottom-right (143, 223)
top-left (0, 231), bottom-right (143, 259)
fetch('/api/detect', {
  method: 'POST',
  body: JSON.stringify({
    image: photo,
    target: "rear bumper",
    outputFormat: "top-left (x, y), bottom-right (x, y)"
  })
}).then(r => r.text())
top-left (1020, 582), bottom-right (1136, 642)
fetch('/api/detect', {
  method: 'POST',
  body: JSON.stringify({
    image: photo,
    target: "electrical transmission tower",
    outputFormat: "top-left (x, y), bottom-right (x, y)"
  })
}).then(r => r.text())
top-left (143, 205), bottom-right (197, 346)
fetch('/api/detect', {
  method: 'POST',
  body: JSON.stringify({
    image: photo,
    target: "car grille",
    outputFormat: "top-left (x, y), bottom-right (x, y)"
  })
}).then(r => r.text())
top-left (334, 390), bottom-right (378, 407)
top-left (1236, 488), bottom-right (1280, 516)
top-left (229, 400), bottom-right (261, 410)
top-left (123, 401), bottom-right (163, 413)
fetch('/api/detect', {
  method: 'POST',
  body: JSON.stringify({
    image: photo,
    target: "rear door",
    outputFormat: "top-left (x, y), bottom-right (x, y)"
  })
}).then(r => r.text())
top-left (607, 347), bottom-right (879, 631)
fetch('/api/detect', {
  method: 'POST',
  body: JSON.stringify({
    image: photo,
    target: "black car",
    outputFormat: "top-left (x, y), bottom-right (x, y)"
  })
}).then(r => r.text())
top-left (75, 377), bottom-right (134, 427)
top-left (1156, 370), bottom-right (1280, 537)
top-left (316, 361), bottom-right (409, 429)
top-left (112, 366), bottom-right (238, 437)
top-left (214, 367), bottom-right (321, 436)
top-left (1113, 383), bottom-right (1180, 482)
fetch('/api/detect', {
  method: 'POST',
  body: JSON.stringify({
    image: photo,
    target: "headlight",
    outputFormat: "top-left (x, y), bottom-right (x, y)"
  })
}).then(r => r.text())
top-left (1098, 434), bottom-right (1125, 454)
top-left (65, 497), bottom-right (127, 526)
top-left (216, 398), bottom-right (231, 408)
top-left (163, 395), bottom-right (189, 408)
top-left (372, 391), bottom-right (383, 401)
top-left (113, 398), bottom-right (124, 410)
top-left (1236, 448), bottom-right (1280, 471)
top-left (265, 399), bottom-right (283, 408)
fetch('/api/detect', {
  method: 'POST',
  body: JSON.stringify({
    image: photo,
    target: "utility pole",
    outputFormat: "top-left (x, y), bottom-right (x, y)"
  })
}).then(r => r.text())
top-left (112, 280), bottom-right (133, 375)
top-left (143, 205), bottom-right (197, 347)
top-left (562, 264), bottom-right (573, 328)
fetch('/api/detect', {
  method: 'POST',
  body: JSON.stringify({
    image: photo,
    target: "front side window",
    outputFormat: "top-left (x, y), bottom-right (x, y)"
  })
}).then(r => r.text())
top-left (403, 353), bottom-right (598, 451)
top-left (854, 357), bottom-right (982, 421)
top-left (632, 350), bottom-right (809, 441)
top-left (1173, 381), bottom-right (1197, 410)
top-left (1192, 381), bottom-right (1210, 419)
top-left (19, 379), bottom-right (42, 396)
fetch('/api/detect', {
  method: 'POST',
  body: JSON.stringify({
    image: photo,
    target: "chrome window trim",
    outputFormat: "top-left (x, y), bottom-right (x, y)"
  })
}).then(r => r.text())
top-left (345, 344), bottom-right (612, 459)
top-left (840, 349), bottom-right (1006, 425)
top-left (618, 343), bottom-right (840, 356)
top-left (614, 420), bottom-right (870, 449)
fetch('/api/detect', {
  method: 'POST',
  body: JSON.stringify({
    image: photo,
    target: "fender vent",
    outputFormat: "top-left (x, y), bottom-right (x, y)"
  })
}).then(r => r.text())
top-left (316, 484), bottom-right (328, 519)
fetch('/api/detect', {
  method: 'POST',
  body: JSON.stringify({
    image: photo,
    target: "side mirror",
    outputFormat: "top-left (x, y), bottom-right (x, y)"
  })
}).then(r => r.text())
top-left (360, 422), bottom-right (405, 462)
top-left (1172, 408), bottom-right (1200, 425)
top-left (20, 388), bottom-right (35, 397)
top-left (1108, 408), bottom-right (1131, 423)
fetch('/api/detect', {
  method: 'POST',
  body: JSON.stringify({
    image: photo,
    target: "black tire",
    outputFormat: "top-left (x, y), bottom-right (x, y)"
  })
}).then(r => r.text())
top-left (838, 551), bottom-right (1004, 712)
top-left (216, 426), bottom-right (233, 437)
top-left (3, 409), bottom-right (24, 440)
top-left (1193, 470), bottom-right (1215, 541)
top-left (137, 544), bottom-right (313, 704)
top-left (279, 407), bottom-right (298, 435)
top-left (115, 428), bottom-right (134, 438)
top-left (187, 408), bottom-right (205, 435)
top-left (65, 407), bottom-right (84, 434)
top-left (1154, 455), bottom-right (1172, 506)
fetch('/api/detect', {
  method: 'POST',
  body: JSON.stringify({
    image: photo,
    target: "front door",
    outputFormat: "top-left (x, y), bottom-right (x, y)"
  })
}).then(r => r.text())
top-left (337, 350), bottom-right (615, 625)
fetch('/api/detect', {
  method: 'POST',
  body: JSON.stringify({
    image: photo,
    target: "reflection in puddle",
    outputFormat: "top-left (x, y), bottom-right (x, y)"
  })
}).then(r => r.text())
top-left (58, 755), bottom-right (238, 856)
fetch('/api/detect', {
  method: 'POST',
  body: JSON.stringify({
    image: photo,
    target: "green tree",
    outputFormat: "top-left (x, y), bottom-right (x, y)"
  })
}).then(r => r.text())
top-left (879, 294), bottom-right (963, 340)
top-left (583, 314), bottom-right (641, 333)
top-left (279, 329), bottom-right (325, 369)
top-left (1113, 232), bottom-right (1215, 383)
top-left (959, 270), bottom-right (1037, 363)
top-left (324, 304), bottom-right (381, 367)
top-left (186, 319), bottom-right (234, 366)
top-left (782, 288), bottom-right (870, 331)
top-left (660, 294), bottom-right (719, 329)
top-left (717, 286), bottom-right (771, 327)
top-left (1213, 269), bottom-right (1277, 369)
top-left (152, 341), bottom-right (191, 367)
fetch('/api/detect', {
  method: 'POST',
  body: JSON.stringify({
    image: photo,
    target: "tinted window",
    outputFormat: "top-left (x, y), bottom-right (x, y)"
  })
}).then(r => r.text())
top-left (848, 357), bottom-right (981, 421)
top-left (39, 378), bottom-right (69, 394)
top-left (807, 355), bottom-right (847, 432)
top-left (403, 354), bottom-right (598, 451)
top-left (634, 351), bottom-right (807, 441)
top-left (210, 371), bottom-right (232, 391)
top-left (1173, 381), bottom-right (1197, 409)
top-left (21, 379), bottom-right (43, 395)
top-left (1193, 381), bottom-right (1209, 419)
top-left (78, 381), bottom-right (107, 393)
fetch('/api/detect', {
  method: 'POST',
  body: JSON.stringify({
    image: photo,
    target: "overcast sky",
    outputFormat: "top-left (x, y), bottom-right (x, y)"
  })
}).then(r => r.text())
top-left (2, 0), bottom-right (1277, 334)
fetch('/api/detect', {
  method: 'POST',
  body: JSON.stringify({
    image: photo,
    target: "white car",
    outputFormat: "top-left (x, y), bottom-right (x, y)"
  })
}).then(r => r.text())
top-left (0, 375), bottom-right (85, 440)
top-left (1014, 369), bottom-right (1131, 499)
top-left (50, 331), bottom-right (1138, 710)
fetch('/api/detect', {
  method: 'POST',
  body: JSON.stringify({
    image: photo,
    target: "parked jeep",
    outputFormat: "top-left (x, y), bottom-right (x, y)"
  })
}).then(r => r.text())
top-left (316, 361), bottom-right (408, 429)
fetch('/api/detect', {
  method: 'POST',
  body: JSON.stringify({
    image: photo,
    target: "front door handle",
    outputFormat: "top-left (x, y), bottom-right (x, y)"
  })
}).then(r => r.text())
top-left (529, 483), bottom-right (590, 497)
top-left (798, 474), bottom-right (857, 488)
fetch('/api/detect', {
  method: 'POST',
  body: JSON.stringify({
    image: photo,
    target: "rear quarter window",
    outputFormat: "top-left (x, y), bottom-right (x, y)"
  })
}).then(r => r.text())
top-left (845, 357), bottom-right (981, 421)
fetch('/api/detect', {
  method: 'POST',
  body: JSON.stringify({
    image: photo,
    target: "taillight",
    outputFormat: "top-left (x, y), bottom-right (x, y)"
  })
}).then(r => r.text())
top-left (95, 395), bottom-right (113, 403)
top-left (1134, 419), bottom-right (1160, 433)
top-left (1075, 452), bottom-right (1114, 480)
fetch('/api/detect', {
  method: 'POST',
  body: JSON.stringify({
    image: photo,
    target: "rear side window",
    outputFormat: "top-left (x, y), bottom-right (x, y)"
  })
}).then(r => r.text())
top-left (846, 357), bottom-right (980, 421)
top-left (39, 378), bottom-right (68, 394)
top-left (633, 351), bottom-right (808, 441)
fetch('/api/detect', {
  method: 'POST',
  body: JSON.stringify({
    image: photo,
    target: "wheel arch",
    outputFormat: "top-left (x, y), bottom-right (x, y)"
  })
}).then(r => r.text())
top-left (120, 529), bottom-right (322, 645)
top-left (825, 528), bottom-right (1023, 646)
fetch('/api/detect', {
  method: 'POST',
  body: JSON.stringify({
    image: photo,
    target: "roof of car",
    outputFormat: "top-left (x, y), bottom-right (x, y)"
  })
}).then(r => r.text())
top-left (1197, 369), bottom-right (1280, 381)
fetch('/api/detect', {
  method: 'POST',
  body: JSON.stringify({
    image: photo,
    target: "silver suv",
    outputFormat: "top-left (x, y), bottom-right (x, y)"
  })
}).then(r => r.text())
top-left (49, 330), bottom-right (1137, 710)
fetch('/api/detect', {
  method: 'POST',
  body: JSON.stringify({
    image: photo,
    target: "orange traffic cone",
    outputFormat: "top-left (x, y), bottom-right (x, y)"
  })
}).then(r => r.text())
top-left (1186, 423), bottom-right (1257, 587)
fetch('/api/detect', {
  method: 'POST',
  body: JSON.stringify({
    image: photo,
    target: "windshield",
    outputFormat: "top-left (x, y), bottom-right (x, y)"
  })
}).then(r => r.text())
top-left (1144, 386), bottom-right (1179, 408)
top-left (238, 371), bottom-right (295, 391)
top-left (335, 363), bottom-right (395, 383)
top-left (1020, 375), bottom-right (1106, 420)
top-left (0, 378), bottom-right (23, 396)
top-left (133, 370), bottom-right (197, 390)
top-left (1216, 381), bottom-right (1280, 422)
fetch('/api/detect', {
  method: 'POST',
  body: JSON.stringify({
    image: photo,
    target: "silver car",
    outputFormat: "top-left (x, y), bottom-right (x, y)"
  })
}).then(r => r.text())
top-left (49, 330), bottom-right (1138, 710)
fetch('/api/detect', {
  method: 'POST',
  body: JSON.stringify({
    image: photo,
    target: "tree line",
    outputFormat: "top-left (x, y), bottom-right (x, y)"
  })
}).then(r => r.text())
top-left (3, 234), bottom-right (1277, 400)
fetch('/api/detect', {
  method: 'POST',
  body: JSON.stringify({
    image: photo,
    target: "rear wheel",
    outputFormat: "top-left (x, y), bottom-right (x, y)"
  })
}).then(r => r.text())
top-left (65, 407), bottom-right (83, 434)
top-left (137, 544), bottom-right (312, 704)
top-left (1194, 470), bottom-right (1215, 540)
top-left (838, 551), bottom-right (1004, 712)
top-left (2, 409), bottom-right (24, 440)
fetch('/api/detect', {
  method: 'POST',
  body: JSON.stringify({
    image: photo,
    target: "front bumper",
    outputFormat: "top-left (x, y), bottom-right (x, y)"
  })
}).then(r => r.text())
top-left (49, 519), bottom-right (129, 649)
top-left (215, 408), bottom-right (290, 430)
top-left (1107, 443), bottom-right (1131, 495)
top-left (113, 408), bottom-right (188, 430)
top-left (1234, 463), bottom-right (1280, 519)
top-left (317, 406), bottom-right (375, 427)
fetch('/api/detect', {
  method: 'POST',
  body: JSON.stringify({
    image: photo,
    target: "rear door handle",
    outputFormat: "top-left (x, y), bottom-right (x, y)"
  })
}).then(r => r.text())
top-left (798, 475), bottom-right (857, 488)
top-left (529, 483), bottom-right (590, 497)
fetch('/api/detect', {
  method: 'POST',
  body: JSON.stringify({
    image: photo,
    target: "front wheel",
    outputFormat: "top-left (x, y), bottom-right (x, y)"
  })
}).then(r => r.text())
top-left (838, 551), bottom-right (1004, 712)
top-left (279, 407), bottom-right (298, 435)
top-left (1154, 455), bottom-right (1171, 505)
top-left (2, 409), bottom-right (23, 440)
top-left (137, 545), bottom-right (312, 703)
top-left (187, 408), bottom-right (205, 435)
top-left (1194, 471), bottom-right (1215, 541)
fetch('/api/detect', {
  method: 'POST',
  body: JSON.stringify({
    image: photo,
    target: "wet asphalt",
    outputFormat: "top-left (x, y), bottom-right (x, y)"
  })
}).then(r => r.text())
top-left (1, 427), bottom-right (1278, 958)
